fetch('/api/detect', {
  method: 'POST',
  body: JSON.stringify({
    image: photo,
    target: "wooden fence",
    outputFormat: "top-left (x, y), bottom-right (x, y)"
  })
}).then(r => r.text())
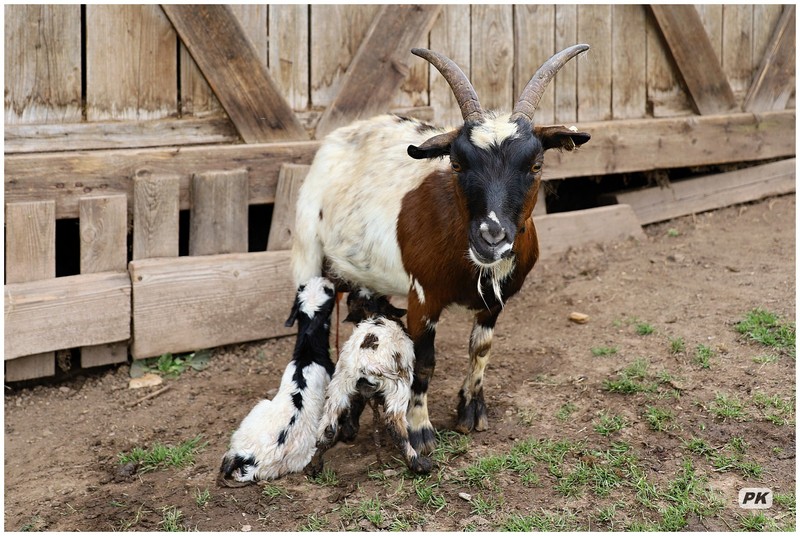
top-left (4, 5), bottom-right (796, 381)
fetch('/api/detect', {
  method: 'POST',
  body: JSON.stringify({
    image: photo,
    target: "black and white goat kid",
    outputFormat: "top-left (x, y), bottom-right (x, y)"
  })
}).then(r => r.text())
top-left (305, 291), bottom-right (432, 476)
top-left (219, 277), bottom-right (336, 484)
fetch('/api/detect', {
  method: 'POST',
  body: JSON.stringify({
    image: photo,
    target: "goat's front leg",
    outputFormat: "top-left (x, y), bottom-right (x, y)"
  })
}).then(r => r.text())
top-left (455, 307), bottom-right (501, 433)
top-left (406, 292), bottom-right (440, 456)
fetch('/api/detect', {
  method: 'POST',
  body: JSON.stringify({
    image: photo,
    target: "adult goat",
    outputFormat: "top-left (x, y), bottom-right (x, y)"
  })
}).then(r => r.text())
top-left (291, 45), bottom-right (591, 454)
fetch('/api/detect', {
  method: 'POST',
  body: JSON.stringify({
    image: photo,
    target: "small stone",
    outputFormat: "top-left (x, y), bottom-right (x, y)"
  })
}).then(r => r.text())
top-left (568, 312), bottom-right (589, 324)
top-left (382, 469), bottom-right (399, 477)
top-left (59, 386), bottom-right (72, 394)
top-left (241, 525), bottom-right (252, 532)
top-left (458, 492), bottom-right (472, 501)
top-left (128, 373), bottom-right (163, 389)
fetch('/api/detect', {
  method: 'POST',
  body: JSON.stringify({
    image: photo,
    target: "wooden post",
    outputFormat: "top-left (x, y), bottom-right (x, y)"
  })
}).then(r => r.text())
top-left (133, 170), bottom-right (181, 260)
top-left (267, 164), bottom-right (310, 251)
top-left (79, 195), bottom-right (130, 368)
top-left (188, 169), bottom-right (249, 256)
top-left (4, 201), bottom-right (56, 380)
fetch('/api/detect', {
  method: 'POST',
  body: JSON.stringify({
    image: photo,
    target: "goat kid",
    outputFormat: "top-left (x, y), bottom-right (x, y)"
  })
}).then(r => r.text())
top-left (218, 277), bottom-right (336, 484)
top-left (292, 45), bottom-right (591, 455)
top-left (305, 291), bottom-right (432, 476)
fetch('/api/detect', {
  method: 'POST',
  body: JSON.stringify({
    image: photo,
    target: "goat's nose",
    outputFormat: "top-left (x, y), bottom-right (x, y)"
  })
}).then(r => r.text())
top-left (480, 222), bottom-right (506, 246)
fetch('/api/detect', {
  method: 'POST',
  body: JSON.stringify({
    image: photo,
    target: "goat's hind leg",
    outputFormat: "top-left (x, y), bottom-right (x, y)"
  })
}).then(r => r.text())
top-left (455, 307), bottom-right (500, 433)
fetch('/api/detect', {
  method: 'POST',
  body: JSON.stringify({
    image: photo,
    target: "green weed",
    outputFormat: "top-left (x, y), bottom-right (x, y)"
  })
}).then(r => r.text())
top-left (432, 429), bottom-right (471, 463)
top-left (194, 488), bottom-right (211, 508)
top-left (774, 492), bottom-right (795, 514)
top-left (752, 392), bottom-right (795, 426)
top-left (501, 509), bottom-right (578, 531)
top-left (413, 477), bottom-right (447, 511)
top-left (735, 308), bottom-right (795, 356)
top-left (753, 354), bottom-right (780, 365)
top-left (602, 359), bottom-right (657, 394)
top-left (158, 506), bottom-right (184, 532)
top-left (556, 403), bottom-right (576, 421)
top-left (694, 344), bottom-right (714, 369)
top-left (709, 392), bottom-right (746, 421)
top-left (645, 406), bottom-right (675, 432)
top-left (299, 513), bottom-right (329, 531)
top-left (739, 512), bottom-right (779, 531)
top-left (591, 346), bottom-right (618, 357)
top-left (669, 336), bottom-right (686, 354)
top-left (118, 436), bottom-right (207, 473)
top-left (471, 493), bottom-right (503, 516)
top-left (309, 467), bottom-right (339, 486)
top-left (136, 350), bottom-right (212, 379)
top-left (262, 483), bottom-right (291, 499)
top-left (635, 322), bottom-right (655, 336)
top-left (593, 413), bottom-right (628, 436)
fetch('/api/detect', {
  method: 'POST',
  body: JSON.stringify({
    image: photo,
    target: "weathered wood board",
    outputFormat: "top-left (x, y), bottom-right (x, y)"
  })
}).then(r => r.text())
top-left (130, 251), bottom-right (296, 359)
top-left (5, 272), bottom-right (131, 360)
top-left (267, 164), bottom-right (310, 251)
top-left (534, 205), bottom-right (645, 257)
top-left (133, 171), bottom-right (180, 260)
top-left (4, 116), bottom-right (238, 154)
top-left (428, 4), bottom-right (471, 126)
top-left (744, 5), bottom-right (796, 112)
top-left (612, 158), bottom-right (796, 225)
top-left (471, 5), bottom-right (514, 112)
top-left (188, 170), bottom-right (249, 256)
top-left (4, 5), bottom-right (81, 125)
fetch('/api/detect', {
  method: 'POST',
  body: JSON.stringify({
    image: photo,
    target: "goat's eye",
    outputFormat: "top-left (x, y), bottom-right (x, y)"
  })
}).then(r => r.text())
top-left (451, 161), bottom-right (462, 172)
top-left (531, 162), bottom-right (543, 174)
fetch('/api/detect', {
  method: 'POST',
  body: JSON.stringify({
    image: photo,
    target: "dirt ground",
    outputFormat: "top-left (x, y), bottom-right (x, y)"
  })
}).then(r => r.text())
top-left (3, 194), bottom-right (796, 532)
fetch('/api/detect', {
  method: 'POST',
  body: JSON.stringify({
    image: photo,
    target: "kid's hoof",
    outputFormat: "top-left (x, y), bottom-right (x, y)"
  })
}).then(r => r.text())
top-left (455, 389), bottom-right (488, 433)
top-left (408, 425), bottom-right (437, 456)
top-left (218, 453), bottom-right (258, 487)
top-left (409, 455), bottom-right (433, 475)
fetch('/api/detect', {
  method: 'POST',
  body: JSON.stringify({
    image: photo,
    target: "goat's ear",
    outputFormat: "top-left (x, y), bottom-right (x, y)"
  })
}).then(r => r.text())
top-left (407, 129), bottom-right (460, 159)
top-left (535, 125), bottom-right (591, 152)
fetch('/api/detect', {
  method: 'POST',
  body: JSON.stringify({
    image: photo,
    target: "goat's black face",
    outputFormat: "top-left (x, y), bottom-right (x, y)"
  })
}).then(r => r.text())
top-left (408, 116), bottom-right (591, 268)
top-left (450, 118), bottom-right (543, 267)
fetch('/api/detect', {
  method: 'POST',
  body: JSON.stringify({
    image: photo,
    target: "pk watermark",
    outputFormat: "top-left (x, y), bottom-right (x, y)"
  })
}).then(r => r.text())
top-left (738, 488), bottom-right (772, 509)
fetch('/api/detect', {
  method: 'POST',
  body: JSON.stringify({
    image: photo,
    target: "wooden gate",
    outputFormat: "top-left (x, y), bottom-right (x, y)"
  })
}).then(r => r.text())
top-left (4, 5), bottom-right (796, 381)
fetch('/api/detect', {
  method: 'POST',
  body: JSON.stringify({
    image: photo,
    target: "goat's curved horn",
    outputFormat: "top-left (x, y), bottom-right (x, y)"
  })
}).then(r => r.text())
top-left (511, 44), bottom-right (590, 124)
top-left (412, 48), bottom-right (483, 122)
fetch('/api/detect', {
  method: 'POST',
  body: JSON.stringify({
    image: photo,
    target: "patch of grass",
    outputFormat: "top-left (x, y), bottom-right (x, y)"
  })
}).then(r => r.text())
top-left (753, 354), bottom-right (780, 365)
top-left (739, 512), bottom-right (779, 531)
top-left (602, 359), bottom-right (657, 394)
top-left (774, 492), bottom-right (796, 514)
top-left (593, 413), bottom-right (628, 436)
top-left (118, 436), bottom-right (207, 473)
top-left (299, 513), bottom-right (329, 532)
top-left (413, 477), bottom-right (447, 511)
top-left (635, 322), bottom-right (655, 336)
top-left (658, 458), bottom-right (724, 529)
top-left (735, 308), bottom-right (796, 356)
top-left (462, 454), bottom-right (508, 489)
top-left (19, 516), bottom-right (46, 532)
top-left (501, 509), bottom-right (578, 531)
top-left (709, 392), bottom-right (746, 421)
top-left (591, 345), bottom-right (618, 357)
top-left (683, 436), bottom-right (714, 456)
top-left (194, 488), bottom-right (211, 508)
top-left (645, 406), bottom-right (675, 432)
top-left (158, 506), bottom-right (184, 532)
top-left (515, 407), bottom-right (537, 427)
top-left (262, 483), bottom-right (291, 499)
top-left (667, 228), bottom-right (680, 237)
top-left (694, 344), bottom-right (714, 369)
top-left (432, 429), bottom-right (470, 463)
top-left (118, 504), bottom-right (149, 531)
top-left (309, 467), bottom-right (339, 487)
top-left (556, 403), bottom-right (576, 421)
top-left (752, 392), bottom-right (795, 426)
top-left (669, 336), bottom-right (686, 354)
top-left (708, 438), bottom-right (763, 478)
top-left (470, 493), bottom-right (503, 516)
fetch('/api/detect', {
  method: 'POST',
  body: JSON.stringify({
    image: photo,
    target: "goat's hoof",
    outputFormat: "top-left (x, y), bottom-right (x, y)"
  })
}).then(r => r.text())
top-left (218, 453), bottom-right (258, 487)
top-left (303, 458), bottom-right (323, 479)
top-left (455, 389), bottom-right (488, 433)
top-left (408, 424), bottom-right (437, 456)
top-left (338, 410), bottom-right (361, 442)
top-left (409, 455), bottom-right (433, 475)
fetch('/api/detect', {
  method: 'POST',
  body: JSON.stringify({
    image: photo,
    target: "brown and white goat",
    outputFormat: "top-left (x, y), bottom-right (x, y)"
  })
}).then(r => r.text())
top-left (291, 45), bottom-right (591, 454)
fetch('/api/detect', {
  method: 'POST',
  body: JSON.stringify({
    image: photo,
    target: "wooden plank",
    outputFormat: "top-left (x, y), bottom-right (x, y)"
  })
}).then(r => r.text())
top-left (79, 195), bottom-right (129, 368)
top-left (130, 251), bottom-right (295, 359)
top-left (534, 205), bottom-right (645, 257)
top-left (189, 169), bottom-right (249, 256)
top-left (269, 5), bottom-right (310, 111)
top-left (6, 111), bottom-right (796, 219)
top-left (5, 201), bottom-right (56, 284)
top-left (554, 5), bottom-right (579, 123)
top-left (314, 5), bottom-right (442, 138)
top-left (310, 5), bottom-right (382, 109)
top-left (79, 196), bottom-right (128, 274)
top-left (428, 4), bottom-right (471, 126)
top-left (650, 5), bottom-right (737, 115)
top-left (163, 4), bottom-right (307, 142)
top-left (86, 5), bottom-right (177, 120)
top-left (4, 200), bottom-right (56, 381)
top-left (514, 5), bottom-right (556, 125)
top-left (695, 5), bottom-right (723, 61)
top-left (613, 158), bottom-right (796, 225)
top-left (133, 171), bottom-right (180, 260)
top-left (541, 110), bottom-right (796, 180)
top-left (267, 165), bottom-right (310, 251)
top-left (470, 5), bottom-right (514, 113)
top-left (577, 5), bottom-right (612, 121)
top-left (612, 5), bottom-right (647, 120)
top-left (180, 5), bottom-right (267, 117)
top-left (744, 6), bottom-right (796, 113)
top-left (5, 141), bottom-right (320, 219)
top-left (4, 5), bottom-right (81, 125)
top-left (721, 5), bottom-right (754, 101)
top-left (752, 5), bottom-right (784, 66)
top-left (646, 9), bottom-right (693, 117)
top-left (4, 272), bottom-right (131, 360)
top-left (4, 116), bottom-right (239, 154)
